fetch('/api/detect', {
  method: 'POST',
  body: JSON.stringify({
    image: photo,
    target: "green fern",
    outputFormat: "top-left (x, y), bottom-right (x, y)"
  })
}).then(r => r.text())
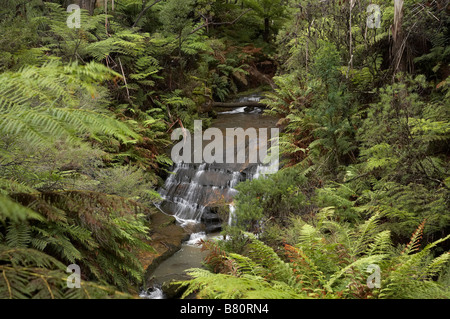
top-left (0, 194), bottom-right (43, 224)
top-left (1, 191), bottom-right (155, 293)
top-left (0, 245), bottom-right (133, 299)
top-left (379, 233), bottom-right (450, 299)
top-left (0, 61), bottom-right (139, 147)
top-left (178, 268), bottom-right (306, 299)
top-left (243, 233), bottom-right (293, 284)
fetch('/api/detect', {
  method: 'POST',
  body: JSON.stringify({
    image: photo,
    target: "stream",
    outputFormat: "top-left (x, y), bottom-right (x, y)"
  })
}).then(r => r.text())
top-left (140, 94), bottom-right (279, 299)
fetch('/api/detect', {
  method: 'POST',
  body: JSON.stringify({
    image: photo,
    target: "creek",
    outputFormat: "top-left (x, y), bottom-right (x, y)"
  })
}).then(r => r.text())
top-left (140, 94), bottom-right (279, 299)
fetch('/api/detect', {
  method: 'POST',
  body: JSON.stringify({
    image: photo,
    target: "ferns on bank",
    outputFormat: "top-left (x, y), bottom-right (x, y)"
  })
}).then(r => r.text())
top-left (0, 190), bottom-right (155, 297)
top-left (0, 194), bottom-right (42, 224)
top-left (179, 268), bottom-right (304, 299)
top-left (179, 210), bottom-right (449, 299)
top-left (379, 231), bottom-right (450, 299)
top-left (0, 244), bottom-right (133, 299)
top-left (0, 61), bottom-right (139, 147)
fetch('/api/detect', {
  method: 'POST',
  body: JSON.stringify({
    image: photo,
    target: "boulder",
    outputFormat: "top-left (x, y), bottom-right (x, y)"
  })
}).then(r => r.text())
top-left (137, 207), bottom-right (190, 287)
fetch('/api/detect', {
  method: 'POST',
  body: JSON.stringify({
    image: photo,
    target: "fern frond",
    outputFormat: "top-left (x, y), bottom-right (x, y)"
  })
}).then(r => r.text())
top-left (178, 268), bottom-right (306, 299)
top-left (0, 61), bottom-right (138, 147)
top-left (0, 195), bottom-right (43, 223)
top-left (245, 233), bottom-right (293, 283)
top-left (365, 230), bottom-right (393, 256)
top-left (5, 224), bottom-right (31, 248)
top-left (324, 254), bottom-right (388, 292)
top-left (402, 219), bottom-right (427, 255)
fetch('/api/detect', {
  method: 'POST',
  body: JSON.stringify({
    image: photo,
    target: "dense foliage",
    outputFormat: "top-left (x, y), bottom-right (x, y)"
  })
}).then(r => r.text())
top-left (0, 0), bottom-right (449, 299)
top-left (178, 0), bottom-right (450, 299)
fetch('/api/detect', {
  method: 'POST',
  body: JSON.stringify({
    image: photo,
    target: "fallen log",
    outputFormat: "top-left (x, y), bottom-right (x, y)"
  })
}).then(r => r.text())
top-left (211, 101), bottom-right (265, 108)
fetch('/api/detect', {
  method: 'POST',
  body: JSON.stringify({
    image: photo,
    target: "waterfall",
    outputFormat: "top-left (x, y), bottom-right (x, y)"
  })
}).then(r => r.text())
top-left (140, 286), bottom-right (165, 299)
top-left (250, 158), bottom-right (279, 180)
top-left (185, 232), bottom-right (207, 246)
top-left (228, 204), bottom-right (236, 226)
top-left (157, 160), bottom-right (275, 230)
top-left (158, 162), bottom-right (244, 232)
top-left (158, 158), bottom-right (277, 232)
top-left (217, 94), bottom-right (264, 115)
top-left (157, 92), bottom-right (277, 232)
top-left (145, 93), bottom-right (280, 299)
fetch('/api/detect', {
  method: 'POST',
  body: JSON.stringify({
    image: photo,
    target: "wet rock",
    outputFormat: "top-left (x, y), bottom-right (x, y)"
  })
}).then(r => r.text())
top-left (138, 208), bottom-right (190, 285)
top-left (161, 279), bottom-right (189, 299)
top-left (182, 221), bottom-right (206, 234)
top-left (200, 211), bottom-right (221, 223)
top-left (205, 224), bottom-right (223, 234)
top-left (199, 211), bottom-right (222, 234)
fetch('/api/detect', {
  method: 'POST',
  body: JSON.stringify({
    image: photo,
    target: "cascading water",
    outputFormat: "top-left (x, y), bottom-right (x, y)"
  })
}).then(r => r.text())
top-left (157, 94), bottom-right (276, 230)
top-left (228, 204), bottom-right (236, 227)
top-left (158, 162), bottom-right (242, 232)
top-left (140, 286), bottom-right (165, 299)
top-left (144, 93), bottom-right (279, 299)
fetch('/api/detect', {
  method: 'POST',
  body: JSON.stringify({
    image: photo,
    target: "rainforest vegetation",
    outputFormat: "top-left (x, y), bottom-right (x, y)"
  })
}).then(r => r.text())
top-left (0, 0), bottom-right (449, 299)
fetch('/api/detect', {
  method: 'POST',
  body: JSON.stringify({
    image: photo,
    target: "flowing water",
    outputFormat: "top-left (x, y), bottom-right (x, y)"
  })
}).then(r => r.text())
top-left (142, 94), bottom-right (279, 298)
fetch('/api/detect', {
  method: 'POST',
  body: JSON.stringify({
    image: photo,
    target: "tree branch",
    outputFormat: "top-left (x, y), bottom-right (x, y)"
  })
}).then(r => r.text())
top-left (153, 8), bottom-right (253, 48)
top-left (132, 0), bottom-right (164, 28)
top-left (188, 8), bottom-right (253, 36)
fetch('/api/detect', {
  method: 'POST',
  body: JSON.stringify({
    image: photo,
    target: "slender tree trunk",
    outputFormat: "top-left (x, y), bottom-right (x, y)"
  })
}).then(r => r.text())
top-left (263, 17), bottom-right (270, 42)
top-left (348, 0), bottom-right (355, 74)
top-left (305, 25), bottom-right (309, 74)
top-left (73, 0), bottom-right (97, 15)
top-left (392, 0), bottom-right (405, 76)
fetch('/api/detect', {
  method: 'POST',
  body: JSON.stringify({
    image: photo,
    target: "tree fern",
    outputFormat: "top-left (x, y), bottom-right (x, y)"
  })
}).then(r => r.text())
top-left (324, 254), bottom-right (388, 293)
top-left (1, 191), bottom-right (155, 293)
top-left (0, 245), bottom-right (133, 299)
top-left (243, 233), bottom-right (293, 284)
top-left (178, 208), bottom-right (449, 299)
top-left (0, 61), bottom-right (139, 147)
top-left (178, 268), bottom-right (305, 299)
top-left (379, 233), bottom-right (450, 299)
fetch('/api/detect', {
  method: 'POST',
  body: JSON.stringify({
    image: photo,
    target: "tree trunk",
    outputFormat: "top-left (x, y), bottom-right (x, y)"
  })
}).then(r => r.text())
top-left (263, 17), bottom-right (270, 42)
top-left (392, 0), bottom-right (406, 75)
top-left (347, 0), bottom-right (355, 76)
top-left (72, 0), bottom-right (97, 15)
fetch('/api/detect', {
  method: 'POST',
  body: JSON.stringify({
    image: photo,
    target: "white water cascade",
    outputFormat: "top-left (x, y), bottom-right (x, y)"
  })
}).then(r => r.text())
top-left (158, 162), bottom-right (243, 232)
top-left (144, 93), bottom-right (279, 299)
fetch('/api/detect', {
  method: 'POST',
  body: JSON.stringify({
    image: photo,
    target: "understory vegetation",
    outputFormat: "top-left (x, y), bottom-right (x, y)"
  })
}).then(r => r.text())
top-left (1, 0), bottom-right (449, 299)
top-left (177, 0), bottom-right (450, 299)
